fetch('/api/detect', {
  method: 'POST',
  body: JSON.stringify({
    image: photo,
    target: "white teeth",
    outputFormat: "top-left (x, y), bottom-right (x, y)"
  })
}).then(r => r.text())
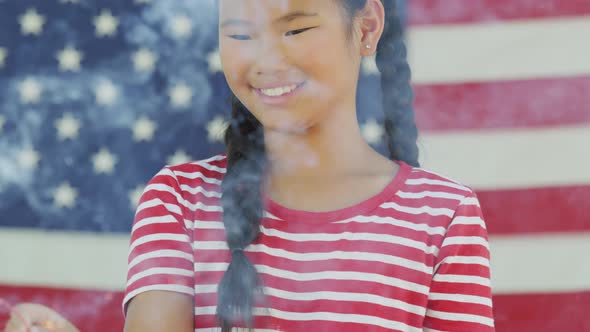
top-left (259, 84), bottom-right (298, 97)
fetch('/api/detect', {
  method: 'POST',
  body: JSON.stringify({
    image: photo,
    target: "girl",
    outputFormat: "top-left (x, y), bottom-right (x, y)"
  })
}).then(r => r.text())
top-left (6, 0), bottom-right (495, 331)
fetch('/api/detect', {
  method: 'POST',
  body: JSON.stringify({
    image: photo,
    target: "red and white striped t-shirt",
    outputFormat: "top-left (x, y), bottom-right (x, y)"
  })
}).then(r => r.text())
top-left (123, 154), bottom-right (495, 331)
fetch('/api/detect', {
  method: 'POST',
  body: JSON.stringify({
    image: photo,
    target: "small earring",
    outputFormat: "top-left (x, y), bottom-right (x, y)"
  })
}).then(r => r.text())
top-left (365, 44), bottom-right (371, 49)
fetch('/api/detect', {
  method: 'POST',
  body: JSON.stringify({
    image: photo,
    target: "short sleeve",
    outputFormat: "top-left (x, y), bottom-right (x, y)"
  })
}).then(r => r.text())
top-left (122, 167), bottom-right (195, 317)
top-left (423, 191), bottom-right (495, 331)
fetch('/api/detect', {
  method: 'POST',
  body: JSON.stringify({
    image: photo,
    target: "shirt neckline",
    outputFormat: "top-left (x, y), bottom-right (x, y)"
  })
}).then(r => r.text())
top-left (262, 160), bottom-right (410, 223)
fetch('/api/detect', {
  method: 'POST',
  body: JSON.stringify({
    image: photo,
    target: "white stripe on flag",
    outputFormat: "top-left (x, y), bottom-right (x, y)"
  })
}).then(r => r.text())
top-left (408, 16), bottom-right (590, 83)
top-left (490, 232), bottom-right (590, 294)
top-left (419, 124), bottom-right (590, 190)
top-left (0, 228), bottom-right (129, 290)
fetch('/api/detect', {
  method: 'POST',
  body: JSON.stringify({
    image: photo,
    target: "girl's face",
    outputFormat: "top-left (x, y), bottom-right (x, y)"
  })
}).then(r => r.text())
top-left (219, 0), bottom-right (362, 133)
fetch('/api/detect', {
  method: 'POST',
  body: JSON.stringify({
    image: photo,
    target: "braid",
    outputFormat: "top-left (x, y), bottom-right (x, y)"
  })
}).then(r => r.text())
top-left (217, 93), bottom-right (267, 330)
top-left (375, 0), bottom-right (420, 167)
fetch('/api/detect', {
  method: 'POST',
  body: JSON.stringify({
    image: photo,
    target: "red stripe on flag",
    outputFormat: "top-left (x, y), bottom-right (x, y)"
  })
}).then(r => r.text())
top-left (493, 290), bottom-right (590, 332)
top-left (414, 76), bottom-right (590, 132)
top-left (477, 185), bottom-right (590, 235)
top-left (408, 0), bottom-right (590, 25)
top-left (3, 286), bottom-right (589, 332)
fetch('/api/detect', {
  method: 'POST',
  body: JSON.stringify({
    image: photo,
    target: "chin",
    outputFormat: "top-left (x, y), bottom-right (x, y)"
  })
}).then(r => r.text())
top-left (264, 117), bottom-right (315, 135)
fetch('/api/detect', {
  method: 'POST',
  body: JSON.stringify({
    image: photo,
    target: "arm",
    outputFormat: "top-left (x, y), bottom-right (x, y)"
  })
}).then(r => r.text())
top-left (122, 167), bottom-right (195, 332)
top-left (124, 291), bottom-right (193, 332)
top-left (423, 191), bottom-right (495, 332)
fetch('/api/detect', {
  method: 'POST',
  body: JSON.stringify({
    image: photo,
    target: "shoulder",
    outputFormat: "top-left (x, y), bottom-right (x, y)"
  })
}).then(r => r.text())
top-left (166, 153), bottom-right (228, 172)
top-left (396, 164), bottom-right (486, 235)
top-left (144, 153), bottom-right (227, 190)
top-left (140, 154), bottom-right (227, 212)
top-left (163, 153), bottom-right (228, 185)
top-left (401, 162), bottom-right (480, 206)
top-left (145, 154), bottom-right (228, 207)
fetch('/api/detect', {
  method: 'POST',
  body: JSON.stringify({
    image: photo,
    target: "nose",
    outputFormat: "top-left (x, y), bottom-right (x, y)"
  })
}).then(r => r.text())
top-left (253, 35), bottom-right (290, 76)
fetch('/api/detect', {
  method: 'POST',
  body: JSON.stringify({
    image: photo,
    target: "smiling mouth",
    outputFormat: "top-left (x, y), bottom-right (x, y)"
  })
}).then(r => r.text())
top-left (254, 82), bottom-right (305, 97)
top-left (252, 81), bottom-right (305, 105)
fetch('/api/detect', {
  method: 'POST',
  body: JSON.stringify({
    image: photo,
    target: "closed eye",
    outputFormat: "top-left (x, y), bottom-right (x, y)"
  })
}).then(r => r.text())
top-left (285, 27), bottom-right (315, 36)
top-left (227, 34), bottom-right (251, 41)
top-left (227, 27), bottom-right (315, 41)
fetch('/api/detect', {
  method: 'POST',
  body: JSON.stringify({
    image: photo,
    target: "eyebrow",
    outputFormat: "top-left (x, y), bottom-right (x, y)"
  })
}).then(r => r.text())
top-left (220, 10), bottom-right (318, 28)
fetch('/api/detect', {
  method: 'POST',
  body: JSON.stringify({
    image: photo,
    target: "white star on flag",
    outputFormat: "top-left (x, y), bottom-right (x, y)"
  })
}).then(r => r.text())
top-left (0, 47), bottom-right (7, 68)
top-left (19, 8), bottom-right (45, 36)
top-left (92, 148), bottom-right (118, 174)
top-left (55, 113), bottom-right (81, 141)
top-left (94, 10), bottom-right (118, 37)
top-left (56, 46), bottom-right (83, 72)
top-left (128, 185), bottom-right (145, 209)
top-left (361, 118), bottom-right (384, 145)
top-left (18, 147), bottom-right (41, 169)
top-left (362, 55), bottom-right (379, 76)
top-left (132, 116), bottom-right (157, 142)
top-left (206, 116), bottom-right (229, 142)
top-left (53, 182), bottom-right (78, 209)
top-left (132, 48), bottom-right (157, 72)
top-left (207, 49), bottom-right (222, 73)
top-left (169, 82), bottom-right (193, 108)
top-left (167, 150), bottom-right (192, 166)
top-left (170, 15), bottom-right (193, 39)
top-left (95, 80), bottom-right (118, 106)
top-left (18, 77), bottom-right (43, 104)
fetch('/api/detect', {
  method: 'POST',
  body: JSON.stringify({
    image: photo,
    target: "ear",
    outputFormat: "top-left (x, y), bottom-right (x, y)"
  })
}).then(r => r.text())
top-left (357, 0), bottom-right (385, 56)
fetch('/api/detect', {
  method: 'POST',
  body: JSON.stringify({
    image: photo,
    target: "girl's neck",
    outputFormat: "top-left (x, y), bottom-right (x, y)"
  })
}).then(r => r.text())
top-left (263, 115), bottom-right (388, 179)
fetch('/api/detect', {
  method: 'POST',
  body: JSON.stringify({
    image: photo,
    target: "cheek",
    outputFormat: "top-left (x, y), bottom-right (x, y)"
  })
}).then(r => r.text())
top-left (220, 49), bottom-right (240, 87)
top-left (298, 32), bottom-right (354, 86)
top-left (220, 44), bottom-right (253, 87)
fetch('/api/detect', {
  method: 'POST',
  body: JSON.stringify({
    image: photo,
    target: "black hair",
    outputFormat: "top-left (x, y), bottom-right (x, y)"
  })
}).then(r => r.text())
top-left (216, 0), bottom-right (419, 330)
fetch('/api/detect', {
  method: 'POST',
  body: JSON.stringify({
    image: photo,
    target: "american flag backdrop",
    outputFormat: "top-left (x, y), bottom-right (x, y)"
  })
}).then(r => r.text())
top-left (0, 0), bottom-right (589, 331)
